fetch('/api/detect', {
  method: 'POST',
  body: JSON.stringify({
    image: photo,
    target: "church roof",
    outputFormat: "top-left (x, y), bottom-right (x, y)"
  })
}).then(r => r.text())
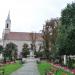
top-left (5, 32), bottom-right (43, 41)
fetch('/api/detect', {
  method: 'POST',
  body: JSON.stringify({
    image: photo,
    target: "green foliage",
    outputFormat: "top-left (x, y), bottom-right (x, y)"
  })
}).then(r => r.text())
top-left (56, 2), bottom-right (75, 56)
top-left (55, 69), bottom-right (74, 75)
top-left (42, 19), bottom-right (58, 59)
top-left (22, 43), bottom-right (29, 58)
top-left (61, 3), bottom-right (75, 27)
top-left (66, 29), bottom-right (75, 55)
top-left (34, 51), bottom-right (46, 58)
top-left (38, 61), bottom-right (74, 75)
top-left (4, 42), bottom-right (17, 62)
top-left (0, 45), bottom-right (3, 53)
top-left (38, 61), bottom-right (51, 75)
top-left (5, 43), bottom-right (17, 51)
top-left (4, 61), bottom-right (22, 75)
top-left (67, 58), bottom-right (75, 69)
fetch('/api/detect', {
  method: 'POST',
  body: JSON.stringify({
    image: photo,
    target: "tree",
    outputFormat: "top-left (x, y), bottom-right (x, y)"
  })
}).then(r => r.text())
top-left (4, 42), bottom-right (17, 62)
top-left (57, 3), bottom-right (75, 56)
top-left (0, 45), bottom-right (3, 53)
top-left (66, 29), bottom-right (75, 55)
top-left (42, 19), bottom-right (58, 59)
top-left (22, 43), bottom-right (29, 58)
top-left (56, 3), bottom-right (75, 66)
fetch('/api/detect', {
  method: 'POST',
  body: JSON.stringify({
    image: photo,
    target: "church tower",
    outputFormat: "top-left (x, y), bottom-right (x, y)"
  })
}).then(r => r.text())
top-left (2, 11), bottom-right (11, 40)
top-left (5, 11), bottom-right (11, 33)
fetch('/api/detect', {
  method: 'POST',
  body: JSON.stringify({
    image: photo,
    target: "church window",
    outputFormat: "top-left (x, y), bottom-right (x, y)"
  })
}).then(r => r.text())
top-left (7, 23), bottom-right (9, 28)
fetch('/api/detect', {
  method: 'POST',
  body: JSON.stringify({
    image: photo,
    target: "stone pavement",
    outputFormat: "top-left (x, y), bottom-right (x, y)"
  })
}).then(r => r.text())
top-left (11, 61), bottom-right (40, 75)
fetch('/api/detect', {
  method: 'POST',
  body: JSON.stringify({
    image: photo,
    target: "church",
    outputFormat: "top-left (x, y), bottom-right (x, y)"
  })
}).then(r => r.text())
top-left (1, 12), bottom-right (43, 56)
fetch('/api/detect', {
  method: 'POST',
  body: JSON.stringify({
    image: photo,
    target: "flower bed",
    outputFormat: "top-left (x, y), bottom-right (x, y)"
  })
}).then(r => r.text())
top-left (51, 63), bottom-right (74, 75)
top-left (38, 61), bottom-right (74, 75)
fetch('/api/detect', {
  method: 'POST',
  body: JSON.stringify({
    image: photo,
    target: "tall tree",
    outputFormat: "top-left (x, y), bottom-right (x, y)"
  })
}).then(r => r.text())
top-left (42, 19), bottom-right (58, 59)
top-left (22, 43), bottom-right (29, 58)
top-left (57, 3), bottom-right (75, 56)
top-left (0, 45), bottom-right (3, 53)
top-left (4, 42), bottom-right (17, 62)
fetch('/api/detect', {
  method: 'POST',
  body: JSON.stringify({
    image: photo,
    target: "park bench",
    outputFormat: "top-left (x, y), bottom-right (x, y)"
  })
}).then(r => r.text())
top-left (0, 64), bottom-right (5, 75)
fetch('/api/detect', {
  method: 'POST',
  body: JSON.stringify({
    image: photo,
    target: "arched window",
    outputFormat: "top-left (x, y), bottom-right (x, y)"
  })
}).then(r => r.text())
top-left (7, 23), bottom-right (9, 28)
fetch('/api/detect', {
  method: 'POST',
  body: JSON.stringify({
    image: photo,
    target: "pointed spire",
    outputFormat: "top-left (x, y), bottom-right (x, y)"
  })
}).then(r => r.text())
top-left (7, 10), bottom-right (10, 20)
top-left (6, 10), bottom-right (11, 26)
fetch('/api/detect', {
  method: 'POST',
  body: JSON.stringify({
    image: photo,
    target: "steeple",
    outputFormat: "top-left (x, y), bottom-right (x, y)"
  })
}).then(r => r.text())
top-left (6, 11), bottom-right (11, 22)
top-left (2, 11), bottom-right (11, 40)
top-left (5, 11), bottom-right (11, 33)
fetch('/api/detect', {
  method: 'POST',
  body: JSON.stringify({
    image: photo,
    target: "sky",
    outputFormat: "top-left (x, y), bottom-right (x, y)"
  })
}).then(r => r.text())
top-left (0, 0), bottom-right (74, 38)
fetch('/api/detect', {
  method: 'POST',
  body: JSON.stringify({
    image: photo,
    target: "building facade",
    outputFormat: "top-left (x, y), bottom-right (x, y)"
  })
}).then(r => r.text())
top-left (1, 12), bottom-right (43, 56)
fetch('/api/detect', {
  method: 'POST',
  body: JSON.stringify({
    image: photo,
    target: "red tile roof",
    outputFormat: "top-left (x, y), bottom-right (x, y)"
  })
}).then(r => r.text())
top-left (5, 32), bottom-right (43, 41)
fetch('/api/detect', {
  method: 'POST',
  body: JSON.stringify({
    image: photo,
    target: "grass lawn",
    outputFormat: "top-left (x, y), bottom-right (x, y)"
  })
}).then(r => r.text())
top-left (55, 69), bottom-right (74, 75)
top-left (38, 61), bottom-right (51, 75)
top-left (3, 61), bottom-right (22, 75)
top-left (38, 61), bottom-right (74, 75)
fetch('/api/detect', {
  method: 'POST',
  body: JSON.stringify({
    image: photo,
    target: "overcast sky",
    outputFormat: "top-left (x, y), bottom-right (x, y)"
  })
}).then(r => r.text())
top-left (0, 0), bottom-right (74, 38)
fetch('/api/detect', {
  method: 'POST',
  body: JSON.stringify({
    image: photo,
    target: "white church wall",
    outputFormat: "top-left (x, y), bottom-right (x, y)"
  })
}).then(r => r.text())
top-left (35, 41), bottom-right (43, 51)
top-left (3, 40), bottom-right (43, 57)
top-left (3, 40), bottom-right (31, 55)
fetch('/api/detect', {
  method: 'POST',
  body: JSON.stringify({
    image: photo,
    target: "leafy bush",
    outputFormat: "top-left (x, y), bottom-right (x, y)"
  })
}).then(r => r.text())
top-left (34, 51), bottom-right (46, 58)
top-left (22, 43), bottom-right (29, 58)
top-left (67, 59), bottom-right (75, 69)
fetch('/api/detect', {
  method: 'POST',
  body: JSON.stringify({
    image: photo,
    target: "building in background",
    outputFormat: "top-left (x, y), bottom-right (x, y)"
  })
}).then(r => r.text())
top-left (1, 12), bottom-right (43, 56)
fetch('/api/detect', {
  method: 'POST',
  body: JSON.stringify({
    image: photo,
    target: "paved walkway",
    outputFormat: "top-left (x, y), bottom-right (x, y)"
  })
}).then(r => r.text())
top-left (11, 61), bottom-right (40, 75)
